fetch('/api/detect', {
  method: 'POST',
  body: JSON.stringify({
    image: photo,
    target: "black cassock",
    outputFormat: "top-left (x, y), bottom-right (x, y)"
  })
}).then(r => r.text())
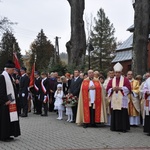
top-left (0, 74), bottom-right (21, 140)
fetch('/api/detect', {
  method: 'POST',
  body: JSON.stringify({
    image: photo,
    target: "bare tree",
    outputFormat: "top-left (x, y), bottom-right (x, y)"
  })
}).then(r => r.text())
top-left (85, 13), bottom-right (93, 43)
top-left (0, 17), bottom-right (15, 33)
top-left (132, 0), bottom-right (150, 75)
top-left (66, 0), bottom-right (86, 69)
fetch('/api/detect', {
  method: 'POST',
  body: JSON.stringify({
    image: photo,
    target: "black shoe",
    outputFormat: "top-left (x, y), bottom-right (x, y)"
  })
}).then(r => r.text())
top-left (1, 137), bottom-right (14, 142)
top-left (21, 114), bottom-right (28, 117)
top-left (69, 121), bottom-right (74, 123)
top-left (41, 114), bottom-right (48, 117)
top-left (36, 113), bottom-right (41, 115)
top-left (91, 124), bottom-right (98, 128)
top-left (83, 124), bottom-right (88, 128)
top-left (147, 133), bottom-right (150, 136)
top-left (130, 125), bottom-right (138, 127)
top-left (34, 112), bottom-right (39, 115)
top-left (7, 137), bottom-right (14, 140)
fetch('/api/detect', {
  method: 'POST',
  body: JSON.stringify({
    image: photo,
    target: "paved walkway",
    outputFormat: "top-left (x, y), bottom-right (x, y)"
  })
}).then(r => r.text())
top-left (0, 112), bottom-right (150, 150)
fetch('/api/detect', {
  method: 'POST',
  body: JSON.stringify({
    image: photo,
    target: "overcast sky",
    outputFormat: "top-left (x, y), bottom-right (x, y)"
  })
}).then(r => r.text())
top-left (0, 0), bottom-right (134, 54)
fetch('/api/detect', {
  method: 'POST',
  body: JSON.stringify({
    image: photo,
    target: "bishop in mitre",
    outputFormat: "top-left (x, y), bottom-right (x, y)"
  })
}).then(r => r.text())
top-left (76, 70), bottom-right (107, 128)
top-left (106, 62), bottom-right (131, 132)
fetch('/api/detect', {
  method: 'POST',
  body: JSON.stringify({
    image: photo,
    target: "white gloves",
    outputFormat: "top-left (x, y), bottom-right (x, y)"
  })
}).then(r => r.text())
top-left (38, 95), bottom-right (40, 100)
top-left (44, 96), bottom-right (47, 99)
top-left (43, 96), bottom-right (47, 103)
top-left (22, 93), bottom-right (25, 97)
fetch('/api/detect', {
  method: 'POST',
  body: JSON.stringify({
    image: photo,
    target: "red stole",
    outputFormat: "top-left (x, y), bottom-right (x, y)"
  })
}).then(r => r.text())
top-left (82, 79), bottom-right (102, 123)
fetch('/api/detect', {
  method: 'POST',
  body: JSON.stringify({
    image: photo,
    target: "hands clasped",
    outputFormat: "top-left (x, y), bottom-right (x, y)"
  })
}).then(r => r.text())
top-left (5, 100), bottom-right (11, 105)
top-left (113, 86), bottom-right (122, 92)
top-left (89, 85), bottom-right (95, 90)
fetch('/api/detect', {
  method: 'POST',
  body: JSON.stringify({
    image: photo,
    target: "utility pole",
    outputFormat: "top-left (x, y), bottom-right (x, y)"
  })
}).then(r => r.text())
top-left (87, 42), bottom-right (94, 69)
top-left (54, 36), bottom-right (61, 63)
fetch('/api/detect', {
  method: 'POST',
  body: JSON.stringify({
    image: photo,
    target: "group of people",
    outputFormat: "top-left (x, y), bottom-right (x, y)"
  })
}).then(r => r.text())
top-left (0, 60), bottom-right (150, 142)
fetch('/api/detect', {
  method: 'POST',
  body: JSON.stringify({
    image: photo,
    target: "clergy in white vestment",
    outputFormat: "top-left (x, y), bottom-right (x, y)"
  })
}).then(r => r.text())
top-left (127, 71), bottom-right (140, 126)
top-left (143, 76), bottom-right (150, 136)
top-left (103, 70), bottom-right (114, 126)
top-left (139, 72), bottom-right (150, 125)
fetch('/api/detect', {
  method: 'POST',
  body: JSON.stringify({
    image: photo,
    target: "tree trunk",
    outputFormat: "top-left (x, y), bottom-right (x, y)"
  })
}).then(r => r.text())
top-left (66, 0), bottom-right (86, 70)
top-left (132, 0), bottom-right (150, 76)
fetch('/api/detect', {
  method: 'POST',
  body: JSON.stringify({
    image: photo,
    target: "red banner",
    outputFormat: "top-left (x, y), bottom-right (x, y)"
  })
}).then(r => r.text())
top-left (13, 53), bottom-right (20, 69)
top-left (29, 63), bottom-right (35, 88)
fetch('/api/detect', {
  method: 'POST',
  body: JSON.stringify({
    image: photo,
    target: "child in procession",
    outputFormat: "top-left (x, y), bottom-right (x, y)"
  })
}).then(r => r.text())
top-left (54, 84), bottom-right (64, 120)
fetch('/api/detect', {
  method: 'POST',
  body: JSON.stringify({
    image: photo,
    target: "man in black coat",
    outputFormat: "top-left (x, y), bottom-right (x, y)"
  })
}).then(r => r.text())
top-left (34, 71), bottom-right (42, 114)
top-left (48, 73), bottom-right (57, 112)
top-left (19, 67), bottom-right (30, 117)
top-left (68, 70), bottom-right (83, 122)
top-left (0, 61), bottom-right (21, 141)
top-left (40, 72), bottom-right (50, 116)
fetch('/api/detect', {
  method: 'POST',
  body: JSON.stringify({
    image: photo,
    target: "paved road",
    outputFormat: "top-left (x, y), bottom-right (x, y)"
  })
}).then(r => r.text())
top-left (0, 112), bottom-right (150, 150)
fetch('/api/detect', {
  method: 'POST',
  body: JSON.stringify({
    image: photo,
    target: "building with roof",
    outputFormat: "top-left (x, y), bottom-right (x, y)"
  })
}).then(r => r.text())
top-left (111, 34), bottom-right (133, 74)
top-left (111, 25), bottom-right (150, 75)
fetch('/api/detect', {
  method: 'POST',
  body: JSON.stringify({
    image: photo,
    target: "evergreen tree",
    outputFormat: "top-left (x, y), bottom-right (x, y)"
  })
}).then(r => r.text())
top-left (90, 8), bottom-right (116, 72)
top-left (30, 29), bottom-right (55, 72)
top-left (49, 62), bottom-right (67, 76)
top-left (0, 31), bottom-right (22, 72)
top-left (60, 52), bottom-right (68, 64)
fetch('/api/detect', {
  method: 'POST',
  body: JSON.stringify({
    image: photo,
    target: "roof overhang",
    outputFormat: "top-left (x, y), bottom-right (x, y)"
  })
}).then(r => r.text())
top-left (111, 50), bottom-right (132, 63)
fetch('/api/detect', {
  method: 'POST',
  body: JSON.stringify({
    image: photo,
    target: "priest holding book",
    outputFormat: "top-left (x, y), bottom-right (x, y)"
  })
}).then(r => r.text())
top-left (0, 60), bottom-right (21, 142)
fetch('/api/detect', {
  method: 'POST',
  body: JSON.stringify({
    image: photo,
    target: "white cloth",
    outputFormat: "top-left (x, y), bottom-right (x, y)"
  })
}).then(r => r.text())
top-left (74, 76), bottom-right (79, 82)
top-left (21, 73), bottom-right (26, 77)
top-left (2, 71), bottom-right (18, 122)
top-left (139, 81), bottom-right (145, 99)
top-left (108, 86), bottom-right (129, 109)
top-left (113, 62), bottom-right (123, 72)
top-left (66, 107), bottom-right (73, 115)
top-left (129, 116), bottom-right (140, 125)
top-left (89, 80), bottom-right (95, 104)
top-left (105, 114), bottom-right (111, 126)
top-left (103, 77), bottom-right (111, 90)
top-left (57, 84), bottom-right (62, 88)
top-left (54, 90), bottom-right (64, 111)
top-left (41, 77), bottom-right (47, 94)
top-left (22, 93), bottom-right (25, 97)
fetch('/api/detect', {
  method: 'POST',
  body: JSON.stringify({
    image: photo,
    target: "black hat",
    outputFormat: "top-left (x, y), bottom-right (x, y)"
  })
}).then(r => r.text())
top-left (5, 60), bottom-right (15, 68)
top-left (14, 68), bottom-right (20, 72)
top-left (20, 67), bottom-right (27, 72)
top-left (34, 71), bottom-right (40, 75)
